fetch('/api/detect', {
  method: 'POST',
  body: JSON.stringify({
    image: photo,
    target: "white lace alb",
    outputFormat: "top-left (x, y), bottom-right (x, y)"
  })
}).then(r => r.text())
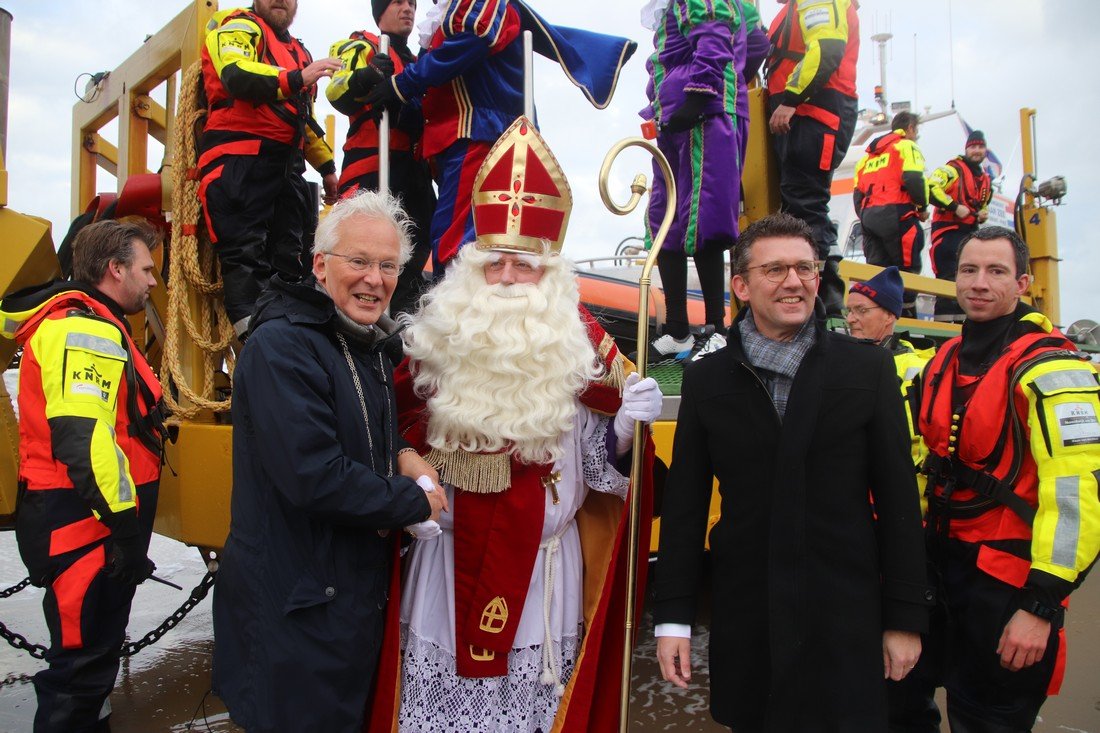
top-left (399, 627), bottom-right (581, 733)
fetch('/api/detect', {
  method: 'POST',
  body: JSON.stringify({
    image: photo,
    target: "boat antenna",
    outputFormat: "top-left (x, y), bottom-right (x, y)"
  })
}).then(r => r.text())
top-left (947, 0), bottom-right (956, 109)
top-left (913, 33), bottom-right (918, 112)
top-left (871, 32), bottom-right (893, 121)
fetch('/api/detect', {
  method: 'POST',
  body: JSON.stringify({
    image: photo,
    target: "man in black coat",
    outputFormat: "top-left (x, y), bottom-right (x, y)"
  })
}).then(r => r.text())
top-left (653, 213), bottom-right (932, 732)
top-left (212, 191), bottom-right (448, 733)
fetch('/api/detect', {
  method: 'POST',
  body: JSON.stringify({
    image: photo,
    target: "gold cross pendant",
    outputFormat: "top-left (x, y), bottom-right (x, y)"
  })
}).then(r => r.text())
top-left (541, 470), bottom-right (563, 505)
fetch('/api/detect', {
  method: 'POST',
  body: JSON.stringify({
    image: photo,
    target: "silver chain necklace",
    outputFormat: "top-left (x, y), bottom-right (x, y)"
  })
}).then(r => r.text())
top-left (336, 332), bottom-right (393, 477)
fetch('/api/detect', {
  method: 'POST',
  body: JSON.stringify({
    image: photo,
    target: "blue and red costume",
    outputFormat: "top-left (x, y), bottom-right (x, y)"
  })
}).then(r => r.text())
top-left (387, 0), bottom-right (636, 268)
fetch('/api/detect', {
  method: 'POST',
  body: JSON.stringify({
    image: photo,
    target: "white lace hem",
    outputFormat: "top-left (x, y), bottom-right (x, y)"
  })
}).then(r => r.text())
top-left (399, 626), bottom-right (581, 733)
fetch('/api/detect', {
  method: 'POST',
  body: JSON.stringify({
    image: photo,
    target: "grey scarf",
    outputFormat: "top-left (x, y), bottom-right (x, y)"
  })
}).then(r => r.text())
top-left (738, 311), bottom-right (816, 421)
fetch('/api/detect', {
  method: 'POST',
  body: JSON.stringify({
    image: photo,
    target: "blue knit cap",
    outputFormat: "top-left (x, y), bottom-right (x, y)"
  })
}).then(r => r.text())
top-left (849, 266), bottom-right (903, 317)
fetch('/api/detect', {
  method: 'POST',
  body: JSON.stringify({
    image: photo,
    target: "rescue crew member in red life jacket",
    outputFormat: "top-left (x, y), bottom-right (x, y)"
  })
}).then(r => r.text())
top-left (765, 0), bottom-right (860, 316)
top-left (0, 220), bottom-right (165, 733)
top-left (198, 0), bottom-right (342, 338)
top-left (891, 226), bottom-right (1100, 733)
top-left (927, 129), bottom-right (993, 321)
top-left (853, 111), bottom-right (929, 277)
top-left (327, 0), bottom-right (438, 316)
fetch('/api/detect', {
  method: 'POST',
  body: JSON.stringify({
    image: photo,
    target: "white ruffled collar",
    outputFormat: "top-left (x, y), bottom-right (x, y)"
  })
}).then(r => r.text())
top-left (418, 1), bottom-right (448, 50)
top-left (640, 0), bottom-right (673, 31)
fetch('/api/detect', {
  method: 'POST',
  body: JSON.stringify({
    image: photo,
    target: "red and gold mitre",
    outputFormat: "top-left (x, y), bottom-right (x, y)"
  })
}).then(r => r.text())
top-left (471, 117), bottom-right (572, 255)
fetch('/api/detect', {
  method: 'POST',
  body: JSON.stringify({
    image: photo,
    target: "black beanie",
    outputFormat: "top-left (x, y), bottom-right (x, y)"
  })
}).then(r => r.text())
top-left (372, 0), bottom-right (391, 23)
top-left (966, 129), bottom-right (986, 147)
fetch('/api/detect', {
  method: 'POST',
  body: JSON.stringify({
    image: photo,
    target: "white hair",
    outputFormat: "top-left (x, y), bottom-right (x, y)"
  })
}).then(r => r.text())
top-left (404, 244), bottom-right (602, 465)
top-left (312, 189), bottom-right (414, 265)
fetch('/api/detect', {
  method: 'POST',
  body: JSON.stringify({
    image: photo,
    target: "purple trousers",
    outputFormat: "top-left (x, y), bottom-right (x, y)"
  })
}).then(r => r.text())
top-left (647, 112), bottom-right (746, 255)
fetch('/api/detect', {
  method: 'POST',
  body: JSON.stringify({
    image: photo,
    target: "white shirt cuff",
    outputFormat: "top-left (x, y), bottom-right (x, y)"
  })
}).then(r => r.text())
top-left (654, 623), bottom-right (692, 639)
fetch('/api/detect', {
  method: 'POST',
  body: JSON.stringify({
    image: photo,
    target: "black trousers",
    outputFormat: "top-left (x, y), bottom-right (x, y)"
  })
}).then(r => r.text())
top-left (200, 151), bottom-right (312, 325)
top-left (929, 222), bottom-right (975, 318)
top-left (338, 152), bottom-right (438, 317)
top-left (888, 539), bottom-right (1060, 733)
top-left (16, 483), bottom-right (158, 732)
top-left (861, 204), bottom-right (925, 274)
top-left (930, 222), bottom-right (977, 281)
top-left (656, 245), bottom-right (728, 340)
top-left (769, 96), bottom-right (857, 312)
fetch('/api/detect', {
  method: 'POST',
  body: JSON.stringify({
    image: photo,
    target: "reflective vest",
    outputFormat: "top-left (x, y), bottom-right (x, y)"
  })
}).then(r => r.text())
top-left (2, 287), bottom-right (163, 501)
top-left (766, 0), bottom-right (858, 128)
top-left (345, 32), bottom-right (413, 150)
top-left (893, 338), bottom-right (935, 511)
top-left (854, 130), bottom-right (924, 209)
top-left (201, 9), bottom-right (316, 148)
top-left (334, 32), bottom-right (415, 187)
top-left (918, 320), bottom-right (1076, 538)
top-left (931, 157), bottom-right (992, 227)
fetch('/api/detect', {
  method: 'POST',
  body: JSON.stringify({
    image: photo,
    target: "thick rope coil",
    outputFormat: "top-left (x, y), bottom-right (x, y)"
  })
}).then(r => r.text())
top-left (160, 60), bottom-right (235, 418)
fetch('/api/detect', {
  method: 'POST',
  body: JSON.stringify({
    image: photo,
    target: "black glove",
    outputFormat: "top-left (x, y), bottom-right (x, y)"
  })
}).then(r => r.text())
top-left (363, 76), bottom-right (398, 119)
top-left (662, 91), bottom-right (710, 134)
top-left (349, 55), bottom-right (395, 97)
top-left (105, 532), bottom-right (155, 586)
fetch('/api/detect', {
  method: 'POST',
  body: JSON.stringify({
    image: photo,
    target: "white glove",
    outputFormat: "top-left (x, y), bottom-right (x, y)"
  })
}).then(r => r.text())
top-left (614, 372), bottom-right (663, 456)
top-left (405, 475), bottom-right (442, 540)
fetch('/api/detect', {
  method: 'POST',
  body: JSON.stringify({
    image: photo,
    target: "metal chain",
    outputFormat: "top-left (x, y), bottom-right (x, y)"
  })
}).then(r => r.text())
top-left (120, 570), bottom-right (216, 657)
top-left (1, 672), bottom-right (36, 688)
top-left (0, 577), bottom-right (31, 599)
top-left (0, 618), bottom-right (48, 660)
top-left (0, 570), bottom-right (216, 661)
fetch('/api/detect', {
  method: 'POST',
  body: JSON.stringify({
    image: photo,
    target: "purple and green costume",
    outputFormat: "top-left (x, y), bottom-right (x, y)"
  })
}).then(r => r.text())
top-left (643, 0), bottom-right (750, 257)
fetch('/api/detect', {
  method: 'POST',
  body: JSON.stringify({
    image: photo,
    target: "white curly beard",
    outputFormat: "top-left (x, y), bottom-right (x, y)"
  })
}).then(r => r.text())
top-left (403, 246), bottom-right (602, 465)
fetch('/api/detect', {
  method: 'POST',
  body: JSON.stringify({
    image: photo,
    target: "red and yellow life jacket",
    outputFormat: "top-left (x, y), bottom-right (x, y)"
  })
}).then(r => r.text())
top-left (10, 289), bottom-right (163, 492)
top-left (918, 327), bottom-right (1075, 543)
top-left (855, 131), bottom-right (918, 208)
top-left (766, 0), bottom-right (859, 129)
top-left (933, 157), bottom-right (992, 227)
top-left (201, 9), bottom-right (315, 148)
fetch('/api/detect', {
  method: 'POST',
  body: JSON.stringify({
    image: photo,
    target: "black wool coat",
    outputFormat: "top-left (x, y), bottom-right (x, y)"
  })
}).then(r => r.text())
top-left (212, 277), bottom-right (431, 733)
top-left (653, 312), bottom-right (930, 732)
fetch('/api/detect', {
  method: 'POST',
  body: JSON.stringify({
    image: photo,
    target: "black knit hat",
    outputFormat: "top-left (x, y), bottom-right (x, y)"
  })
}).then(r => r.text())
top-left (966, 129), bottom-right (986, 147)
top-left (372, 0), bottom-right (392, 23)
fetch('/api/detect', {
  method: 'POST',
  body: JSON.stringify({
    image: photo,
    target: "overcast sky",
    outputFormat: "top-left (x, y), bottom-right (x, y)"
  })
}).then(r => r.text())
top-left (4, 0), bottom-right (1095, 327)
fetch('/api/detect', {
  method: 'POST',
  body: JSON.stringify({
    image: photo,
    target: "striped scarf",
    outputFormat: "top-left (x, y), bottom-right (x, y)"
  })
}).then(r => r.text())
top-left (738, 311), bottom-right (816, 421)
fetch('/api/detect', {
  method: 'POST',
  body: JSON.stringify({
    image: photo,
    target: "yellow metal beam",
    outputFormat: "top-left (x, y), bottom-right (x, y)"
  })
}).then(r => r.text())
top-left (70, 1), bottom-right (216, 216)
top-left (741, 87), bottom-right (780, 225)
top-left (133, 94), bottom-right (169, 146)
top-left (85, 133), bottom-right (119, 177)
top-left (156, 422), bottom-right (233, 548)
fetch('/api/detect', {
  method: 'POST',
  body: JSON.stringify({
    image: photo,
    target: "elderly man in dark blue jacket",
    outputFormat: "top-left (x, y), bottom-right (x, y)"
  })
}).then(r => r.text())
top-left (212, 190), bottom-right (448, 733)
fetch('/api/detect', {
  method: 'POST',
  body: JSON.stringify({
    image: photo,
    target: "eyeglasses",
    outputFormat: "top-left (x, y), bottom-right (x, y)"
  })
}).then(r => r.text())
top-left (325, 252), bottom-right (401, 278)
top-left (844, 304), bottom-right (882, 318)
top-left (743, 260), bottom-right (823, 283)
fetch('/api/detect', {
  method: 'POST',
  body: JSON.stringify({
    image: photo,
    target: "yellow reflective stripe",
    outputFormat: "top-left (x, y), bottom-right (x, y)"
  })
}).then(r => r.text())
top-left (90, 421), bottom-right (135, 512)
top-left (1032, 368), bottom-right (1097, 394)
top-left (1025, 363), bottom-right (1100, 581)
top-left (65, 331), bottom-right (126, 359)
top-left (1051, 475), bottom-right (1081, 568)
top-left (219, 20), bottom-right (258, 34)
